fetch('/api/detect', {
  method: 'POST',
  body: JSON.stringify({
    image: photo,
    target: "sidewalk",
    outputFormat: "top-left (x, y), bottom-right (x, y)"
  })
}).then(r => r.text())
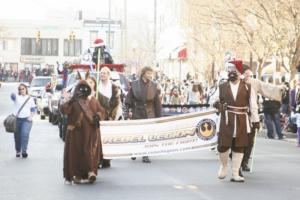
top-left (259, 128), bottom-right (298, 144)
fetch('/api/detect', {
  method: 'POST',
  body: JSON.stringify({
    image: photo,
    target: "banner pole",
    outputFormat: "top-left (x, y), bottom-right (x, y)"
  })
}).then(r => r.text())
top-left (250, 128), bottom-right (258, 173)
top-left (96, 48), bottom-right (101, 99)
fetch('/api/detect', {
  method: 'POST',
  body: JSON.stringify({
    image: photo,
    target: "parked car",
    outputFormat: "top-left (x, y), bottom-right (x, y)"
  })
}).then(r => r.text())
top-left (47, 79), bottom-right (64, 125)
top-left (36, 91), bottom-right (50, 119)
top-left (57, 64), bottom-right (128, 141)
top-left (29, 76), bottom-right (52, 99)
top-left (29, 76), bottom-right (51, 119)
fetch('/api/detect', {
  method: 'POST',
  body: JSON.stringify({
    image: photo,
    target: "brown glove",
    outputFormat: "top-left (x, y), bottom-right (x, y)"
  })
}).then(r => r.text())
top-left (213, 101), bottom-right (222, 112)
top-left (252, 122), bottom-right (260, 130)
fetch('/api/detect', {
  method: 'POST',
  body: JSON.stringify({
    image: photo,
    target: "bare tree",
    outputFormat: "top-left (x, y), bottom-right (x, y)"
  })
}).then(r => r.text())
top-left (182, 0), bottom-right (300, 78)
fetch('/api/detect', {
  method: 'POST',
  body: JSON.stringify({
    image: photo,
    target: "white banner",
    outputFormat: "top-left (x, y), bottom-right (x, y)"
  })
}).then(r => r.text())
top-left (100, 109), bottom-right (218, 159)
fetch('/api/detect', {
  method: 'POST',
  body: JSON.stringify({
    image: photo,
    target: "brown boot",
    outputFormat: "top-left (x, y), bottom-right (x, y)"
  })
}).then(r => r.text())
top-left (88, 172), bottom-right (96, 183)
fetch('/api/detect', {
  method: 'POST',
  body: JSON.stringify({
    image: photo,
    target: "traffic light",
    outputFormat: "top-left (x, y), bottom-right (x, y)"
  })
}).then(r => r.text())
top-left (36, 31), bottom-right (41, 42)
top-left (69, 31), bottom-right (75, 41)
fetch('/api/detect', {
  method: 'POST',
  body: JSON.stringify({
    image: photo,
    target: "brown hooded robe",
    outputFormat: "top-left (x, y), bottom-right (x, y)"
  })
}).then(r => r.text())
top-left (61, 80), bottom-right (105, 182)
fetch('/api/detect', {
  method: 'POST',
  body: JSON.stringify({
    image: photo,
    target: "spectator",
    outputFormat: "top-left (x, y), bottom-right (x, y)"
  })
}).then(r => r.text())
top-left (169, 86), bottom-right (181, 105)
top-left (187, 82), bottom-right (202, 104)
top-left (263, 78), bottom-right (285, 139)
top-left (281, 76), bottom-right (290, 115)
top-left (10, 83), bottom-right (36, 158)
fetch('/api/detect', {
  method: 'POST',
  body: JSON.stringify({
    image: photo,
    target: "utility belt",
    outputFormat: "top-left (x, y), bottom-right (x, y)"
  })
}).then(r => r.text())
top-left (224, 105), bottom-right (248, 125)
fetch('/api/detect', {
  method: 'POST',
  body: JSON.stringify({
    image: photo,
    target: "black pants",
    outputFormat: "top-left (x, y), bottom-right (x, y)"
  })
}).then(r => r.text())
top-left (218, 138), bottom-right (245, 153)
top-left (241, 128), bottom-right (256, 167)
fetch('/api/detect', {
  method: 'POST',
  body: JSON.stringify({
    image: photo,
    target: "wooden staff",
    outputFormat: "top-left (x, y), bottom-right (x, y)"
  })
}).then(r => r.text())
top-left (96, 48), bottom-right (101, 99)
top-left (250, 127), bottom-right (259, 173)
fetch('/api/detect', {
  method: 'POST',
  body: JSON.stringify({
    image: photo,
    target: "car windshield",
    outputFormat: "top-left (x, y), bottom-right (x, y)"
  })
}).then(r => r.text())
top-left (31, 78), bottom-right (51, 87)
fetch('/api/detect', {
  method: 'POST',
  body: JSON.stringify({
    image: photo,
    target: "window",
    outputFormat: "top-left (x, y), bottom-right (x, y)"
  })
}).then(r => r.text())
top-left (90, 31), bottom-right (98, 47)
top-left (63, 39), bottom-right (82, 57)
top-left (105, 31), bottom-right (114, 49)
top-left (0, 40), bottom-right (7, 50)
top-left (21, 38), bottom-right (58, 56)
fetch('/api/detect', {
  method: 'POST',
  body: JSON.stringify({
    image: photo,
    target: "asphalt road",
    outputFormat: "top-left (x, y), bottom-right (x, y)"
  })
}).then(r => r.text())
top-left (0, 82), bottom-right (299, 200)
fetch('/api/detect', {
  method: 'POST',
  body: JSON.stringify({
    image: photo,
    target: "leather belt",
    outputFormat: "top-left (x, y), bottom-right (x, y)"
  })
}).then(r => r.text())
top-left (225, 105), bottom-right (248, 125)
top-left (227, 106), bottom-right (248, 114)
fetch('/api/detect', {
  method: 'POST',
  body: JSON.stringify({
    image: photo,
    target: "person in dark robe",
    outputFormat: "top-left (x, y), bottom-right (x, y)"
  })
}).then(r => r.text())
top-left (125, 66), bottom-right (162, 163)
top-left (61, 80), bottom-right (105, 184)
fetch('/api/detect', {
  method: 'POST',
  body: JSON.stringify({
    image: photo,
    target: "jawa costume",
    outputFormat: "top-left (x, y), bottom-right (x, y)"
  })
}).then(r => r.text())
top-left (97, 82), bottom-right (122, 168)
top-left (61, 80), bottom-right (105, 183)
top-left (214, 60), bottom-right (259, 182)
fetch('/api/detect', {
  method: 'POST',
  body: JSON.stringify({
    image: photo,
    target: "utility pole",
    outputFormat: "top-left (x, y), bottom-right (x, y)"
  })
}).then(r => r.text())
top-left (153, 0), bottom-right (157, 65)
top-left (123, 0), bottom-right (127, 64)
top-left (108, 0), bottom-right (111, 49)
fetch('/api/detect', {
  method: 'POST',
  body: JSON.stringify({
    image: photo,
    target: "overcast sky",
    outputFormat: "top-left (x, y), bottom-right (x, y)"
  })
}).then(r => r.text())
top-left (0, 0), bottom-right (153, 20)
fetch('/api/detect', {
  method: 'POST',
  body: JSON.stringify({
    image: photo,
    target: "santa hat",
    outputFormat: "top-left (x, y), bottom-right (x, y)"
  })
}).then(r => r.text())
top-left (94, 38), bottom-right (105, 47)
top-left (229, 60), bottom-right (243, 74)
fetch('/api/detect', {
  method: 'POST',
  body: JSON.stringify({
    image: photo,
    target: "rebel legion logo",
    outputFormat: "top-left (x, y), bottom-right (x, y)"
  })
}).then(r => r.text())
top-left (195, 119), bottom-right (216, 140)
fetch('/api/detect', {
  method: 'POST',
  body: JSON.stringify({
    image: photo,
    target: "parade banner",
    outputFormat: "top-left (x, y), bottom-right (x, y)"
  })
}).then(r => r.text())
top-left (100, 109), bottom-right (218, 159)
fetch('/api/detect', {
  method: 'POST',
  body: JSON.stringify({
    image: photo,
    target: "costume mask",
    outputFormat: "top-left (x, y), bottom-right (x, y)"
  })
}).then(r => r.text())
top-left (228, 71), bottom-right (238, 82)
top-left (76, 84), bottom-right (91, 98)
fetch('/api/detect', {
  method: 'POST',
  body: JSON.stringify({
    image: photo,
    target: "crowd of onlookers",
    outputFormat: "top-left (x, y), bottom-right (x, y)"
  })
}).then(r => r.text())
top-left (152, 71), bottom-right (299, 146)
top-left (0, 67), bottom-right (19, 82)
top-left (152, 73), bottom-right (209, 106)
top-left (0, 66), bottom-right (54, 83)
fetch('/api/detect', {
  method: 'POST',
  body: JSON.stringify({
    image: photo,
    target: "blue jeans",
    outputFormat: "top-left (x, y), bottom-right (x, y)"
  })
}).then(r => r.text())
top-left (14, 118), bottom-right (33, 153)
top-left (264, 112), bottom-right (283, 138)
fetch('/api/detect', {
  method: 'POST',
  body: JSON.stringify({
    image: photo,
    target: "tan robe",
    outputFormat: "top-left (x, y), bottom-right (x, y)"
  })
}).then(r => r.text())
top-left (247, 78), bottom-right (284, 102)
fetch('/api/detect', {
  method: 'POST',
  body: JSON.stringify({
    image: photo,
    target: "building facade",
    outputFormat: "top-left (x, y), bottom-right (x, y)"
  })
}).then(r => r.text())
top-left (0, 18), bottom-right (122, 74)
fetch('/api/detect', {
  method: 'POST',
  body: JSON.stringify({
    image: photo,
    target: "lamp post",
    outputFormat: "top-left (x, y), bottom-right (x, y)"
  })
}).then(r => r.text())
top-left (250, 31), bottom-right (254, 72)
top-left (131, 40), bottom-right (138, 74)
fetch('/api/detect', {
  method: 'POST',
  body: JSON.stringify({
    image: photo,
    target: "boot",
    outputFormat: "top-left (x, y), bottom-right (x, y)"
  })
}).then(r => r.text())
top-left (231, 152), bottom-right (245, 182)
top-left (101, 159), bottom-right (111, 168)
top-left (142, 156), bottom-right (151, 163)
top-left (73, 176), bottom-right (82, 184)
top-left (88, 172), bottom-right (96, 183)
top-left (242, 164), bottom-right (251, 172)
top-left (239, 168), bottom-right (244, 177)
top-left (218, 150), bottom-right (229, 179)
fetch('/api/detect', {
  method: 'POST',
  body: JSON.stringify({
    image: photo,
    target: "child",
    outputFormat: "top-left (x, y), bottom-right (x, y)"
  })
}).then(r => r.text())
top-left (291, 112), bottom-right (300, 147)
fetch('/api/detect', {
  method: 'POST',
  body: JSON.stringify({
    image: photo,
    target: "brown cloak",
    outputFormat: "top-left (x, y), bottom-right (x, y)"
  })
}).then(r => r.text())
top-left (61, 81), bottom-right (105, 182)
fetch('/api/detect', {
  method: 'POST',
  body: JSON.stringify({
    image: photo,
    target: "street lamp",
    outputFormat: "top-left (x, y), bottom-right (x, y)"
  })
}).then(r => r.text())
top-left (131, 40), bottom-right (138, 74)
top-left (69, 31), bottom-right (75, 41)
top-left (36, 30), bottom-right (41, 43)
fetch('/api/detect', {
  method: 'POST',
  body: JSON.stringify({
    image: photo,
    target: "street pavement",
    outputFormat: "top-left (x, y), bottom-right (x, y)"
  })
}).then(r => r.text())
top-left (0, 82), bottom-right (299, 200)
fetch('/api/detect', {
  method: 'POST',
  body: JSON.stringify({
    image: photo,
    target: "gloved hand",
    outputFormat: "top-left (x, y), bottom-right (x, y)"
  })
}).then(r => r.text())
top-left (213, 101), bottom-right (221, 110)
top-left (252, 122), bottom-right (260, 130)
top-left (93, 114), bottom-right (100, 128)
top-left (213, 101), bottom-right (227, 112)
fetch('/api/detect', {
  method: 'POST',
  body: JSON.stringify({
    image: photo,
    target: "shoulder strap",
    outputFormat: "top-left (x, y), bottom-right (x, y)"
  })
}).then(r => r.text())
top-left (17, 96), bottom-right (31, 116)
